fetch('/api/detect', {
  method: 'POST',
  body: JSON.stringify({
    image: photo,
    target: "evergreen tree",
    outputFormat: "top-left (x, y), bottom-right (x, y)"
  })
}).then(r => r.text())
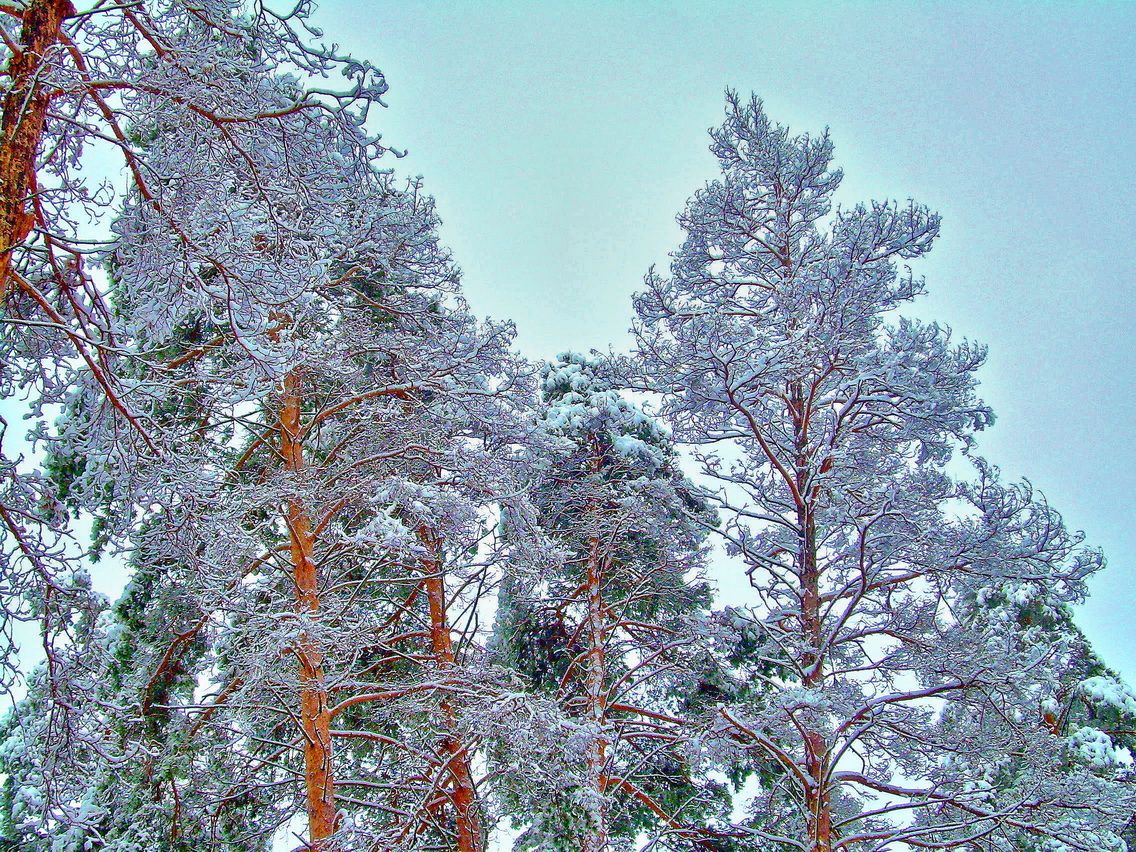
top-left (630, 91), bottom-right (1134, 852)
top-left (0, 0), bottom-right (390, 700)
top-left (1, 13), bottom-right (531, 849)
top-left (493, 354), bottom-right (735, 851)
top-left (927, 550), bottom-right (1136, 851)
top-left (0, 3), bottom-right (393, 838)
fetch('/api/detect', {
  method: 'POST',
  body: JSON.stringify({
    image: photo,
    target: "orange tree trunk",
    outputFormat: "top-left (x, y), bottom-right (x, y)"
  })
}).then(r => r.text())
top-left (418, 526), bottom-right (482, 852)
top-left (280, 369), bottom-right (338, 847)
top-left (581, 531), bottom-right (610, 852)
top-left (0, 0), bottom-right (74, 298)
top-left (581, 440), bottom-right (609, 852)
top-left (792, 385), bottom-right (832, 852)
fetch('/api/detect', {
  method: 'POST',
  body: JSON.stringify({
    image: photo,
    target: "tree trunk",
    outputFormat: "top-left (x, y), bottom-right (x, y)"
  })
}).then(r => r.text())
top-left (280, 369), bottom-right (338, 848)
top-left (793, 385), bottom-right (832, 852)
top-left (0, 0), bottom-right (74, 298)
top-left (418, 526), bottom-right (483, 852)
top-left (582, 531), bottom-right (610, 852)
top-left (582, 441), bottom-right (610, 852)
top-left (800, 512), bottom-right (831, 852)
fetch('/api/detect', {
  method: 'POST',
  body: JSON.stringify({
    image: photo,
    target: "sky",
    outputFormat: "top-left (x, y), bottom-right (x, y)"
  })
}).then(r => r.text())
top-left (313, 0), bottom-right (1136, 679)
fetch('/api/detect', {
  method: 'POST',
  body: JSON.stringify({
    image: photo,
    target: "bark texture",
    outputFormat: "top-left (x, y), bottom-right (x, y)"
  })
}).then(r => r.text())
top-left (0, 0), bottom-right (74, 298)
top-left (281, 369), bottom-right (338, 848)
top-left (419, 526), bottom-right (483, 852)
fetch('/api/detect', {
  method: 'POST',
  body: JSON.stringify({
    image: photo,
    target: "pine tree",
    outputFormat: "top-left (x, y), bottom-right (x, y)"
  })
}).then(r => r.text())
top-left (930, 544), bottom-right (1136, 851)
top-left (0, 0), bottom-right (390, 799)
top-left (493, 354), bottom-right (736, 851)
top-left (0, 0), bottom-right (390, 696)
top-left (1, 12), bottom-right (531, 848)
top-left (630, 91), bottom-right (1134, 852)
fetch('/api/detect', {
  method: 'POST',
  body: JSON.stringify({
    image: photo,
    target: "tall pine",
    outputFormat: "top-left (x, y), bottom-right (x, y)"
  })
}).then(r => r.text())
top-left (494, 354), bottom-right (733, 851)
top-left (631, 92), bottom-right (1134, 852)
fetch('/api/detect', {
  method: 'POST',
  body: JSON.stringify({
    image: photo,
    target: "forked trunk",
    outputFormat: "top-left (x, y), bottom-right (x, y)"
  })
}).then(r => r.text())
top-left (280, 369), bottom-right (338, 848)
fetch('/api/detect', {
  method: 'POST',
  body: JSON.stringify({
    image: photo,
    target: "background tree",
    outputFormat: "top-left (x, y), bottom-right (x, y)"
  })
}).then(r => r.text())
top-left (630, 91), bottom-right (1134, 852)
top-left (926, 547), bottom-right (1136, 851)
top-left (493, 353), bottom-right (736, 852)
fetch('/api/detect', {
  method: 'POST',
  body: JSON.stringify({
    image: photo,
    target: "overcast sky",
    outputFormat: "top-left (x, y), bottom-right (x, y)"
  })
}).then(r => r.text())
top-left (315, 0), bottom-right (1136, 679)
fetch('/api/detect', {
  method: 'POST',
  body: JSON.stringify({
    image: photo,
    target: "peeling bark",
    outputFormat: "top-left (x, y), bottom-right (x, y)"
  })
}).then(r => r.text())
top-left (0, 0), bottom-right (74, 298)
top-left (281, 368), bottom-right (338, 848)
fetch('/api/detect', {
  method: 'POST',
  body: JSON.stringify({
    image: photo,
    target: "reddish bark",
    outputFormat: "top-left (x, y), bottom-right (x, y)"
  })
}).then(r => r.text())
top-left (281, 369), bottom-right (338, 848)
top-left (793, 382), bottom-right (833, 852)
top-left (581, 529), bottom-right (610, 852)
top-left (0, 0), bottom-right (74, 298)
top-left (580, 440), bottom-right (610, 852)
top-left (418, 526), bottom-right (483, 852)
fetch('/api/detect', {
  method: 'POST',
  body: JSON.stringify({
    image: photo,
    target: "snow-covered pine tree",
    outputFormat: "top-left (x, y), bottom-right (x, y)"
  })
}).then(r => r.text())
top-left (0, 0), bottom-right (388, 298)
top-left (0, 0), bottom-right (390, 769)
top-left (929, 541), bottom-right (1136, 851)
top-left (314, 277), bottom-right (531, 852)
top-left (1, 12), bottom-right (532, 849)
top-left (492, 353), bottom-right (736, 851)
top-left (630, 91), bottom-right (1134, 851)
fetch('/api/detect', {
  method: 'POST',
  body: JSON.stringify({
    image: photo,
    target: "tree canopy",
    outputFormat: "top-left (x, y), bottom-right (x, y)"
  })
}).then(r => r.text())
top-left (0, 6), bottom-right (1130, 852)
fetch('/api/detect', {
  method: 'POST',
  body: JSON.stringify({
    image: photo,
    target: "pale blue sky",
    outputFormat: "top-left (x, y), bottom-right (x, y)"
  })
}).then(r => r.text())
top-left (316, 1), bottom-right (1136, 678)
